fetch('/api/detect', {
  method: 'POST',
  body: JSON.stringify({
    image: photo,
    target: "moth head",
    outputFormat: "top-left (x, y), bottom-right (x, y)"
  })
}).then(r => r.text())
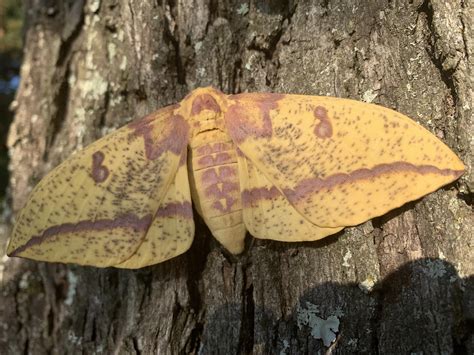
top-left (180, 87), bottom-right (227, 135)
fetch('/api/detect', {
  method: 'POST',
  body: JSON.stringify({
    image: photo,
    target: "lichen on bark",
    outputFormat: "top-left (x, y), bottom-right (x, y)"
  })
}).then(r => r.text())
top-left (1, 0), bottom-right (472, 353)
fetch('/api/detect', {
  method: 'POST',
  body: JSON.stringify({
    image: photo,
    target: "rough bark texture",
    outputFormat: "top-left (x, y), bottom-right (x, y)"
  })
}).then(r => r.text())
top-left (1, 0), bottom-right (472, 353)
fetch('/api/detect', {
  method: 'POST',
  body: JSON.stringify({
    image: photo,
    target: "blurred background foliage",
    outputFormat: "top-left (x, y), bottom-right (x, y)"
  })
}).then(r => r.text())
top-left (0, 0), bottom-right (23, 202)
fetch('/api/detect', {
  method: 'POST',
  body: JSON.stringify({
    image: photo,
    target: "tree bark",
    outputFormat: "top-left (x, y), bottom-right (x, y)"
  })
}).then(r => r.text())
top-left (1, 0), bottom-right (472, 353)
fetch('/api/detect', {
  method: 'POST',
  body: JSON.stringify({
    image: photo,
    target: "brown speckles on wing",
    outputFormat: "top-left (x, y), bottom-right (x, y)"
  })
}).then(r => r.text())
top-left (226, 94), bottom-right (464, 229)
top-left (7, 104), bottom-right (192, 268)
top-left (117, 161), bottom-right (194, 268)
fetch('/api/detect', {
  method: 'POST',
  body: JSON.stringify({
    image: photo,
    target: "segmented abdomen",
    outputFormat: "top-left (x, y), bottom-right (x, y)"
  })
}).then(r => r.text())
top-left (189, 129), bottom-right (245, 239)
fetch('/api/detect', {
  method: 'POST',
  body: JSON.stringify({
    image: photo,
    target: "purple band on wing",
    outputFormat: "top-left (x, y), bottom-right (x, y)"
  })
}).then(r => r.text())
top-left (241, 162), bottom-right (463, 206)
top-left (283, 162), bottom-right (464, 202)
top-left (8, 213), bottom-right (153, 257)
top-left (241, 186), bottom-right (282, 207)
top-left (155, 202), bottom-right (193, 219)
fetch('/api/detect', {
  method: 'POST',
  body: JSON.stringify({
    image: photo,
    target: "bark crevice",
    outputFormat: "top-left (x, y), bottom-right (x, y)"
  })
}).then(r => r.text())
top-left (1, 1), bottom-right (471, 354)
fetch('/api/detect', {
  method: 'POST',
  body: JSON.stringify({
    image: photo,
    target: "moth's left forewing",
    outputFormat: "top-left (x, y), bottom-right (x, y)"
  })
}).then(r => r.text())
top-left (225, 93), bottom-right (464, 231)
top-left (8, 105), bottom-right (194, 268)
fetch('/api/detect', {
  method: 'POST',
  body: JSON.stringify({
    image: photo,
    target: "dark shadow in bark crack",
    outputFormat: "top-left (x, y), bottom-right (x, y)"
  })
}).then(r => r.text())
top-left (199, 258), bottom-right (472, 354)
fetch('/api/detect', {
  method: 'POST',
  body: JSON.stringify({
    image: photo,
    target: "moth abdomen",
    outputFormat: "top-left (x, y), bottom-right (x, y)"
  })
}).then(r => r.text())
top-left (189, 128), bottom-right (247, 254)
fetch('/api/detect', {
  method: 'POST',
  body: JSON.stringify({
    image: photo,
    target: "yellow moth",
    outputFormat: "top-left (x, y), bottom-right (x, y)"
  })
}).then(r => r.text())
top-left (7, 87), bottom-right (464, 268)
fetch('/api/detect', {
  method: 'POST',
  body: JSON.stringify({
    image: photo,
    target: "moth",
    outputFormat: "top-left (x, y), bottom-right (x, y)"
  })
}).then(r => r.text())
top-left (7, 87), bottom-right (464, 268)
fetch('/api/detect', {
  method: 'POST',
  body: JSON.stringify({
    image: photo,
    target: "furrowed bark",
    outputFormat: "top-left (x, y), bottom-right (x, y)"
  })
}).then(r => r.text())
top-left (1, 0), bottom-right (472, 353)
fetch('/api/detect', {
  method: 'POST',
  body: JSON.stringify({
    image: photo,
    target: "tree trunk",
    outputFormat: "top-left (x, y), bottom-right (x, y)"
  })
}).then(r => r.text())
top-left (1, 0), bottom-right (472, 353)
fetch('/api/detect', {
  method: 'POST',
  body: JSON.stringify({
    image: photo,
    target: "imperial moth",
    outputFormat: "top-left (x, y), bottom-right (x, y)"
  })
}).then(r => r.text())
top-left (7, 87), bottom-right (465, 268)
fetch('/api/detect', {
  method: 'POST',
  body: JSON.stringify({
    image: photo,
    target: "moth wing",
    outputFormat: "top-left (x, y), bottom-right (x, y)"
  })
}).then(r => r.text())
top-left (117, 155), bottom-right (194, 268)
top-left (7, 105), bottom-right (194, 268)
top-left (237, 154), bottom-right (343, 241)
top-left (225, 93), bottom-right (464, 229)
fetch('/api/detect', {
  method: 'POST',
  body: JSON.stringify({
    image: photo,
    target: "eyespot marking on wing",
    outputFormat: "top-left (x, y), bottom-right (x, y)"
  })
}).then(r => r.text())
top-left (313, 106), bottom-right (333, 139)
top-left (91, 151), bottom-right (109, 183)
